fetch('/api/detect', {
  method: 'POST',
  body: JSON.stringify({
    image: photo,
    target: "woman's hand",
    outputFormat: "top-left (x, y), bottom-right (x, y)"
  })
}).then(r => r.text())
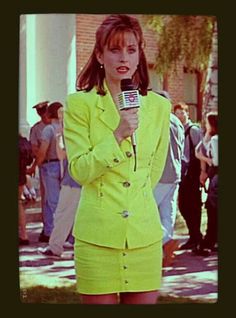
top-left (114, 108), bottom-right (139, 144)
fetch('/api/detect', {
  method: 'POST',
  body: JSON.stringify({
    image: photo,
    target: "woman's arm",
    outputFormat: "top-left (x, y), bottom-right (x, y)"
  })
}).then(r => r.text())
top-left (195, 140), bottom-right (209, 185)
top-left (63, 93), bottom-right (126, 185)
top-left (195, 146), bottom-right (212, 166)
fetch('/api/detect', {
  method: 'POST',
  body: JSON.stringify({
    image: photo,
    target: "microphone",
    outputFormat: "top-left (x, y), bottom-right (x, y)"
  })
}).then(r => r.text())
top-left (118, 78), bottom-right (140, 171)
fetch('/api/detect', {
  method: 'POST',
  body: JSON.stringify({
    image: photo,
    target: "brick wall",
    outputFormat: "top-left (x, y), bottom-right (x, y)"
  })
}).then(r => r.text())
top-left (168, 62), bottom-right (185, 107)
top-left (76, 14), bottom-right (106, 73)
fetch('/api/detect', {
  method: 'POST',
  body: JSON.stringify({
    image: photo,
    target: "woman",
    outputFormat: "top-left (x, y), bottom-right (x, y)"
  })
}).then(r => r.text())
top-left (64, 14), bottom-right (171, 304)
top-left (195, 111), bottom-right (218, 254)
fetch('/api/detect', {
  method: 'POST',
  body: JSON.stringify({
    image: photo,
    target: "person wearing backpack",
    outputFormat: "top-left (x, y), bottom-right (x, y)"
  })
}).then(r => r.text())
top-left (174, 102), bottom-right (203, 251)
top-left (153, 91), bottom-right (185, 267)
top-left (154, 111), bottom-right (184, 266)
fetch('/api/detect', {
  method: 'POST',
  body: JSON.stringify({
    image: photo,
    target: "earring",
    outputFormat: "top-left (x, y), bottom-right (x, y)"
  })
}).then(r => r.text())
top-left (100, 64), bottom-right (104, 69)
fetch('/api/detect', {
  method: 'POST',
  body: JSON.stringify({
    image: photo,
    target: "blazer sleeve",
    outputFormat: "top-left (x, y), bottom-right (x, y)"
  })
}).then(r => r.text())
top-left (63, 93), bottom-right (126, 185)
top-left (150, 99), bottom-right (171, 189)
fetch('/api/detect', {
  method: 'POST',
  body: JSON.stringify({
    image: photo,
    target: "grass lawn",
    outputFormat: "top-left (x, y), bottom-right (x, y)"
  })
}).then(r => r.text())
top-left (20, 285), bottom-right (211, 304)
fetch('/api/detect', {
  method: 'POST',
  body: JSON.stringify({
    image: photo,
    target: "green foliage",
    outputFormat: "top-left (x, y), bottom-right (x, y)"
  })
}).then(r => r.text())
top-left (146, 15), bottom-right (216, 76)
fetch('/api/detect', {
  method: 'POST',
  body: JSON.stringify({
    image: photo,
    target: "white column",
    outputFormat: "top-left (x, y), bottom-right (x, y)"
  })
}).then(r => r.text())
top-left (35, 14), bottom-right (76, 106)
top-left (19, 14), bottom-right (76, 134)
top-left (19, 15), bottom-right (30, 137)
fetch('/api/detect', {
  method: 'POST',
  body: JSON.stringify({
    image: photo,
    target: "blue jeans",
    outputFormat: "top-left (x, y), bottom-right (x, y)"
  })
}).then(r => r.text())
top-left (40, 161), bottom-right (61, 236)
top-left (154, 183), bottom-right (179, 245)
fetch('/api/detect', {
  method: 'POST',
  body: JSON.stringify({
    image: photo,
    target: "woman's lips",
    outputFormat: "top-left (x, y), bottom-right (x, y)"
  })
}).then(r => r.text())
top-left (116, 66), bottom-right (129, 73)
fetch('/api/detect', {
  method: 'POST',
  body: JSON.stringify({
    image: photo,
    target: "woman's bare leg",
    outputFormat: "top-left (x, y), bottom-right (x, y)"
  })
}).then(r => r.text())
top-left (80, 293), bottom-right (119, 304)
top-left (120, 291), bottom-right (159, 304)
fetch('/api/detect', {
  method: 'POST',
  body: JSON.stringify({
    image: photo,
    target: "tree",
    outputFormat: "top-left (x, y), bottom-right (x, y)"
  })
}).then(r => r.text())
top-left (146, 15), bottom-right (216, 77)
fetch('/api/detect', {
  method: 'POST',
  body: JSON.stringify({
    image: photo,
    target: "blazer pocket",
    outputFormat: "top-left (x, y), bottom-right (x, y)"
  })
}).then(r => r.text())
top-left (80, 179), bottom-right (103, 209)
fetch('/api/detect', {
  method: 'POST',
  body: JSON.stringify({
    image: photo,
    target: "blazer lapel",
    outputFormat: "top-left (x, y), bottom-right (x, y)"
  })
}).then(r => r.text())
top-left (96, 89), bottom-right (120, 131)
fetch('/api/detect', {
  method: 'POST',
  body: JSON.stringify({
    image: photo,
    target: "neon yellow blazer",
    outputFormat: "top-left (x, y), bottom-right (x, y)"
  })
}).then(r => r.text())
top-left (64, 86), bottom-right (171, 249)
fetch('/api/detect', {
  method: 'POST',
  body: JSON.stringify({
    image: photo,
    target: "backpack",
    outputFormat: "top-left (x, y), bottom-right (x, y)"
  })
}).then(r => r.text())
top-left (181, 125), bottom-right (201, 180)
top-left (19, 135), bottom-right (34, 167)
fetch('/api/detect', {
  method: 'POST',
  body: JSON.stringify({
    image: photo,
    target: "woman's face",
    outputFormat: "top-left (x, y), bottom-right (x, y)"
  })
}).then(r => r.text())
top-left (97, 31), bottom-right (139, 87)
top-left (205, 117), bottom-right (211, 133)
top-left (57, 107), bottom-right (64, 121)
top-left (174, 109), bottom-right (188, 124)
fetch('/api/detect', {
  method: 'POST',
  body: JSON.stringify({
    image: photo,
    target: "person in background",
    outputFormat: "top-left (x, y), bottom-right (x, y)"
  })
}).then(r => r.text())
top-left (30, 102), bottom-right (64, 241)
top-left (38, 110), bottom-right (82, 258)
top-left (154, 92), bottom-right (184, 267)
top-left (18, 134), bottom-right (34, 245)
top-left (28, 101), bottom-right (51, 242)
top-left (174, 102), bottom-right (203, 251)
top-left (38, 159), bottom-right (81, 258)
top-left (63, 14), bottom-right (171, 304)
top-left (195, 111), bottom-right (218, 255)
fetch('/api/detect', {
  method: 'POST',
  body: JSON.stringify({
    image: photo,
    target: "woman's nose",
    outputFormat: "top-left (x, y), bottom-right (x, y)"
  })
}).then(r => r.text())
top-left (119, 49), bottom-right (128, 62)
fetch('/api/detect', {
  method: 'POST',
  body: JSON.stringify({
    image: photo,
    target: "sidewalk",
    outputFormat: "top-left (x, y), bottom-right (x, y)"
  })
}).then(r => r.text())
top-left (19, 202), bottom-right (218, 303)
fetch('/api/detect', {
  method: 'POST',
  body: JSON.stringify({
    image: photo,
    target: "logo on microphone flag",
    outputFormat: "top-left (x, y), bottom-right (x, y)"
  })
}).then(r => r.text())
top-left (118, 90), bottom-right (140, 109)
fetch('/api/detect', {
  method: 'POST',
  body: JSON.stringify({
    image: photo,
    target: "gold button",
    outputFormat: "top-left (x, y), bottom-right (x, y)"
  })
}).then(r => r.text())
top-left (125, 151), bottom-right (132, 158)
top-left (123, 181), bottom-right (131, 188)
top-left (113, 158), bottom-right (119, 163)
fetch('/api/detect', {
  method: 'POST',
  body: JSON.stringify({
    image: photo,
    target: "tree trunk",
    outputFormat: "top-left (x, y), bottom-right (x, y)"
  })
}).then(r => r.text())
top-left (202, 22), bottom-right (218, 117)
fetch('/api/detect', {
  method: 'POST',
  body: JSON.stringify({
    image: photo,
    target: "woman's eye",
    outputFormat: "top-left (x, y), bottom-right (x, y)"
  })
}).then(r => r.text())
top-left (110, 48), bottom-right (119, 53)
top-left (128, 48), bottom-right (136, 53)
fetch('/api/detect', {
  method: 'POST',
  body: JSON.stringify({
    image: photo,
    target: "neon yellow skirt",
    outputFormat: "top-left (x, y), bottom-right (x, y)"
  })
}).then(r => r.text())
top-left (74, 239), bottom-right (163, 295)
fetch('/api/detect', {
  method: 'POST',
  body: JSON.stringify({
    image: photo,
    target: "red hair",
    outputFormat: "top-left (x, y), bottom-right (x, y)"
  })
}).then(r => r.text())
top-left (173, 102), bottom-right (189, 113)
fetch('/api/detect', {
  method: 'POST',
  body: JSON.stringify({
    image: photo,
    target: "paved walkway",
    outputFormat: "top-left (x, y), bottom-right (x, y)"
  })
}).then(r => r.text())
top-left (19, 201), bottom-right (218, 303)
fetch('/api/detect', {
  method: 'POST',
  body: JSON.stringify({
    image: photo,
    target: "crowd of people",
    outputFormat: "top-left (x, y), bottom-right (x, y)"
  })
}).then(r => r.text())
top-left (18, 14), bottom-right (218, 305)
top-left (18, 101), bottom-right (82, 258)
